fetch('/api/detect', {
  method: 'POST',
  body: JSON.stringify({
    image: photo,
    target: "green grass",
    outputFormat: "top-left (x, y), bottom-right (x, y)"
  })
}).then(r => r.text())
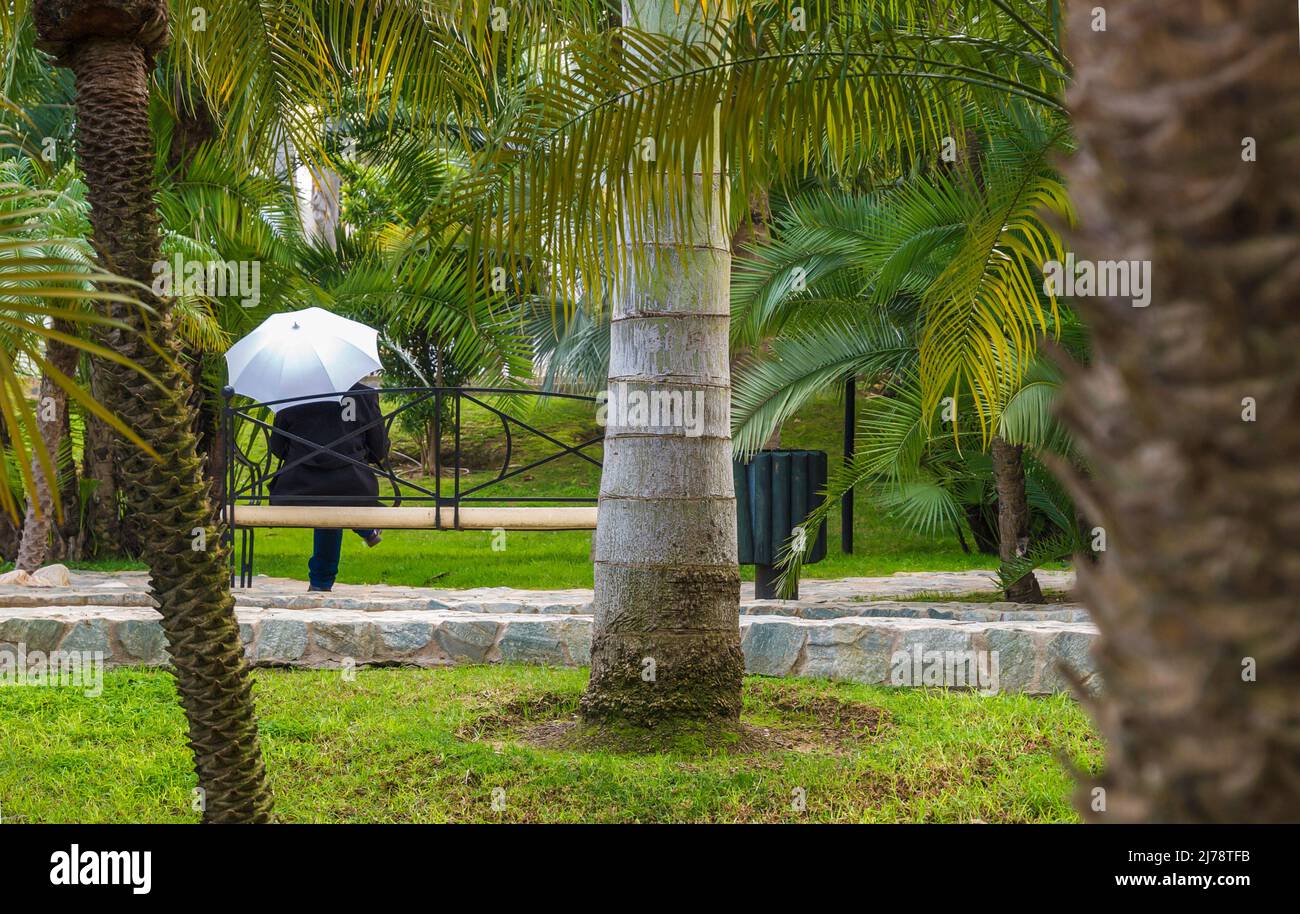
top-left (0, 665), bottom-right (1100, 823)
top-left (50, 391), bottom-right (1008, 589)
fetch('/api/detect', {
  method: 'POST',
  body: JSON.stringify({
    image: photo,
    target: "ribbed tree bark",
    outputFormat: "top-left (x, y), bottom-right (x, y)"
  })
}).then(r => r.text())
top-left (580, 0), bottom-right (744, 733)
top-left (1059, 0), bottom-right (1300, 822)
top-left (990, 435), bottom-right (1044, 602)
top-left (15, 333), bottom-right (79, 571)
top-left (35, 0), bottom-right (273, 822)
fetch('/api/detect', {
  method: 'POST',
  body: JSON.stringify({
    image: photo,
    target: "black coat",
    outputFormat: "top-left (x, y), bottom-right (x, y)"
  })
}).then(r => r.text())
top-left (268, 383), bottom-right (390, 507)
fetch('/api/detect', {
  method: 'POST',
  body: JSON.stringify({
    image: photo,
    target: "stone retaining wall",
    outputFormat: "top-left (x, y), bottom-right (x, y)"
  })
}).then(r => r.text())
top-left (0, 604), bottom-right (1098, 695)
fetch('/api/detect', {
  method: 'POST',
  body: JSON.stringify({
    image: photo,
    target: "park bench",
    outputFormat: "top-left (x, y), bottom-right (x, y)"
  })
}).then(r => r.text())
top-left (221, 385), bottom-right (601, 587)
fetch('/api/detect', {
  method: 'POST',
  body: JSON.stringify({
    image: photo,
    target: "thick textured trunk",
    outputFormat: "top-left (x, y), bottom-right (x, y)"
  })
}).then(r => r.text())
top-left (581, 0), bottom-right (744, 730)
top-left (15, 335), bottom-right (79, 571)
top-left (1060, 0), bottom-right (1300, 822)
top-left (14, 453), bottom-right (53, 572)
top-left (991, 435), bottom-right (1043, 602)
top-left (37, 1), bottom-right (273, 821)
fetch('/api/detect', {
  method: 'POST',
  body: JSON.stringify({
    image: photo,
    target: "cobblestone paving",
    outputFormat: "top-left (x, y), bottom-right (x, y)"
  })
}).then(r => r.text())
top-left (0, 568), bottom-right (1076, 612)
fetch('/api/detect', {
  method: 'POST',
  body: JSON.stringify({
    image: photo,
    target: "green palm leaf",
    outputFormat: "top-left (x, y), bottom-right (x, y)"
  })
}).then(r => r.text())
top-left (0, 180), bottom-right (158, 521)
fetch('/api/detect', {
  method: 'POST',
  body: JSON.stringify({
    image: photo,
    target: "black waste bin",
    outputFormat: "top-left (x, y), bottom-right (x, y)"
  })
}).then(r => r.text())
top-left (735, 449), bottom-right (828, 599)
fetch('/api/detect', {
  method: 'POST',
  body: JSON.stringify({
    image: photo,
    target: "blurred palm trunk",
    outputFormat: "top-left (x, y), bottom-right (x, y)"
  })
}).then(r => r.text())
top-left (1060, 0), bottom-right (1300, 821)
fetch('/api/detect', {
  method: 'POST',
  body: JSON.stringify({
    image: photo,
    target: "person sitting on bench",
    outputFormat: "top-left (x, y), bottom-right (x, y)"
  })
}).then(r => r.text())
top-left (268, 381), bottom-right (390, 592)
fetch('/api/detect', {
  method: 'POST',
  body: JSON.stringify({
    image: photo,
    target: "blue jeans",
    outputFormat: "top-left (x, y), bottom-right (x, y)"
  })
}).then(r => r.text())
top-left (308, 528), bottom-right (377, 590)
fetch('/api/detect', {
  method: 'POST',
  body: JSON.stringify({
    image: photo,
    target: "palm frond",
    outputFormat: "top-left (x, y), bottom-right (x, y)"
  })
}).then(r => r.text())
top-left (0, 180), bottom-right (157, 520)
top-left (451, 1), bottom-right (1067, 301)
top-left (731, 310), bottom-right (914, 457)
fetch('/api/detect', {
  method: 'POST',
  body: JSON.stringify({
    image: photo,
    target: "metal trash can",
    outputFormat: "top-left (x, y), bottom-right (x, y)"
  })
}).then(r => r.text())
top-left (735, 450), bottom-right (828, 599)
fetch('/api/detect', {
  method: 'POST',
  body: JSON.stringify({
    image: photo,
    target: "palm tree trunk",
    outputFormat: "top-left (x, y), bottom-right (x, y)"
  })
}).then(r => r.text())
top-left (991, 435), bottom-right (1044, 602)
top-left (580, 0), bottom-right (744, 734)
top-left (1059, 0), bottom-right (1300, 821)
top-left (15, 334), bottom-right (79, 571)
top-left (36, 0), bottom-right (273, 822)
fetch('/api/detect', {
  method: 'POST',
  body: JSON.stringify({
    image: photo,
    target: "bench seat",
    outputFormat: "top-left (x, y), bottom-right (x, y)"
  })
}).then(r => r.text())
top-left (230, 505), bottom-right (598, 531)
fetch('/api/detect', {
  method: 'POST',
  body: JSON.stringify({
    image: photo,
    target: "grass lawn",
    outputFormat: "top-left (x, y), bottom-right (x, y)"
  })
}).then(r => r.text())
top-left (41, 390), bottom-right (1020, 589)
top-left (0, 665), bottom-right (1100, 823)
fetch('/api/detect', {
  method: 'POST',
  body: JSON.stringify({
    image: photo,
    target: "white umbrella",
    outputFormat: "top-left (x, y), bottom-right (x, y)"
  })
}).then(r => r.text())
top-left (224, 307), bottom-right (381, 411)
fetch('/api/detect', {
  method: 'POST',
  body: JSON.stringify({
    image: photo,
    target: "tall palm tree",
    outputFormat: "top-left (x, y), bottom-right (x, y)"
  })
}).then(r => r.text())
top-left (33, 0), bottom-right (272, 822)
top-left (577, 0), bottom-right (746, 733)
top-left (1060, 0), bottom-right (1300, 821)
top-left (469, 0), bottom-right (1068, 733)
